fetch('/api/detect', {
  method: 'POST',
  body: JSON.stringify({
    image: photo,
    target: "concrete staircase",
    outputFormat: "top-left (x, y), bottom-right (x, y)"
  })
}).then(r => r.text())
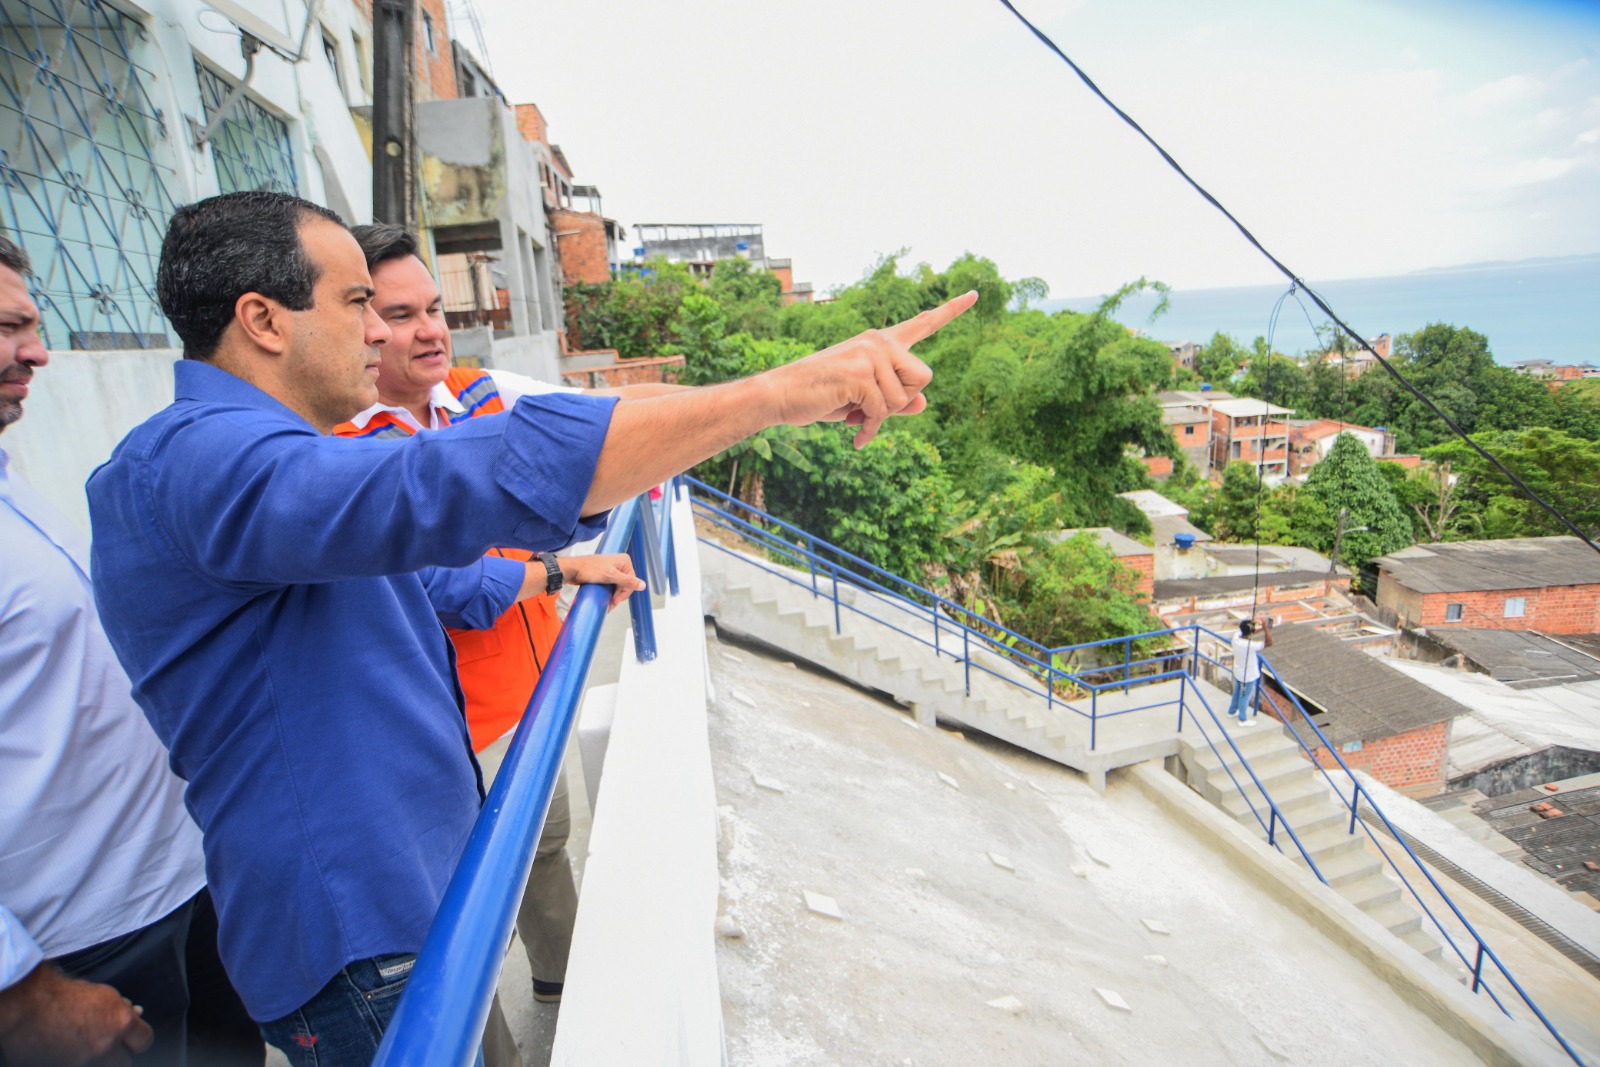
top-left (1178, 722), bottom-right (1455, 971)
top-left (700, 544), bottom-right (1192, 790)
top-left (699, 540), bottom-right (1456, 976)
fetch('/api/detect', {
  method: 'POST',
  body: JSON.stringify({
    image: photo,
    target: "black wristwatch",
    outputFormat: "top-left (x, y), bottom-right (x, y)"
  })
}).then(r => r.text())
top-left (538, 552), bottom-right (563, 594)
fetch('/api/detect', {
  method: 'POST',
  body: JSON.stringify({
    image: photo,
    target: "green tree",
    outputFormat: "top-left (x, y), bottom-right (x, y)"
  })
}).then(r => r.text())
top-left (1214, 462), bottom-right (1265, 542)
top-left (1427, 428), bottom-right (1600, 542)
top-left (757, 428), bottom-right (959, 579)
top-left (989, 533), bottom-right (1158, 654)
top-left (1195, 332), bottom-right (1246, 385)
top-left (561, 258), bottom-right (698, 356)
top-left (707, 257), bottom-right (783, 338)
top-left (1298, 433), bottom-right (1413, 577)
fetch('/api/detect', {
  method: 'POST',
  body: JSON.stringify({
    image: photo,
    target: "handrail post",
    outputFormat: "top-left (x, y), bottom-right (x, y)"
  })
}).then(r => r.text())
top-left (637, 493), bottom-right (668, 594)
top-left (1471, 943), bottom-right (1486, 993)
top-left (932, 599), bottom-right (941, 660)
top-left (1268, 807), bottom-right (1278, 847)
top-left (1046, 659), bottom-right (1054, 710)
top-left (808, 535), bottom-right (818, 598)
top-left (1176, 673), bottom-right (1186, 734)
top-left (661, 489), bottom-right (680, 598)
top-left (627, 512), bottom-right (657, 662)
top-left (1123, 637), bottom-right (1132, 695)
top-left (831, 568), bottom-right (841, 633)
top-left (963, 628), bottom-right (970, 697)
top-left (1090, 689), bottom-right (1098, 751)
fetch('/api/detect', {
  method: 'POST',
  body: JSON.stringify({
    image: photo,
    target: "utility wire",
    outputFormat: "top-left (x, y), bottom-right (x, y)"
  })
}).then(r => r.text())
top-left (994, 0), bottom-right (1599, 555)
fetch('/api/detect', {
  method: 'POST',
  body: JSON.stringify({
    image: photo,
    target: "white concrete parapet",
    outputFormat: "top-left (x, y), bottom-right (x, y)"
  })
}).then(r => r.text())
top-left (551, 490), bottom-right (725, 1065)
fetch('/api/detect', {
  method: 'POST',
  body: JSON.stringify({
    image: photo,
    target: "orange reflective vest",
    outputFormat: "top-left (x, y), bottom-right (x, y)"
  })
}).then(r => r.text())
top-left (334, 368), bottom-right (561, 751)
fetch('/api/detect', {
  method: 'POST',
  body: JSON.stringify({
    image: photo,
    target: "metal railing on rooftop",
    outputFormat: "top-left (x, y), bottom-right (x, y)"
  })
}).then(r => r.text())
top-left (372, 487), bottom-right (675, 1067)
top-left (373, 477), bottom-right (1583, 1066)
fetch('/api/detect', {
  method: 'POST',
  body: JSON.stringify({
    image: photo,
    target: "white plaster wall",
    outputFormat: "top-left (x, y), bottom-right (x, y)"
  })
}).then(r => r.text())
top-left (484, 332), bottom-right (562, 385)
top-left (5, 349), bottom-right (182, 533)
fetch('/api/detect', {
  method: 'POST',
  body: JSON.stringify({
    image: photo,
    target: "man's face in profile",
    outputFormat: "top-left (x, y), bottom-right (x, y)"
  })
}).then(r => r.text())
top-left (0, 263), bottom-right (45, 433)
top-left (283, 218), bottom-right (391, 431)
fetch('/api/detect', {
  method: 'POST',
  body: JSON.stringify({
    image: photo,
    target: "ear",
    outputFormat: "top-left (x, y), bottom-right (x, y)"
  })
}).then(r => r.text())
top-left (234, 292), bottom-right (291, 356)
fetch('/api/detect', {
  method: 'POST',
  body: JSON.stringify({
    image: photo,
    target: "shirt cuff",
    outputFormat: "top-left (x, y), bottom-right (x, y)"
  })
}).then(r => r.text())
top-left (0, 907), bottom-right (44, 992)
top-left (479, 554), bottom-right (527, 613)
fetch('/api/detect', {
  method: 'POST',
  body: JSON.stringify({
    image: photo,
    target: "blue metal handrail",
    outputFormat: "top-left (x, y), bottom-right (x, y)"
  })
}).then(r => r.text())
top-left (1251, 661), bottom-right (1585, 1064)
top-left (688, 484), bottom-right (1583, 1062)
top-left (373, 488), bottom-right (675, 1067)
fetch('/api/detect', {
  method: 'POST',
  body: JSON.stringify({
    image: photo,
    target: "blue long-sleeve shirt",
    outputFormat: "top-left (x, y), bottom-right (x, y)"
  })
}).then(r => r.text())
top-left (86, 361), bottom-right (614, 1022)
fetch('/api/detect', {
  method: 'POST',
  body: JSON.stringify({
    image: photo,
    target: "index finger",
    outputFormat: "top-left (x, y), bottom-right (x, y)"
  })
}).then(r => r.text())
top-left (884, 290), bottom-right (978, 347)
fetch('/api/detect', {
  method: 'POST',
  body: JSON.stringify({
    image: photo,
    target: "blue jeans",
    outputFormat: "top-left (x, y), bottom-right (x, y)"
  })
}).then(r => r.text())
top-left (260, 953), bottom-right (415, 1067)
top-left (1228, 677), bottom-right (1258, 721)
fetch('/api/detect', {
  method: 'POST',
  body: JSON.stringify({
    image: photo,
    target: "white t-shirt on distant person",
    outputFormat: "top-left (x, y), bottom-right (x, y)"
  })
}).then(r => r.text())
top-left (1231, 633), bottom-right (1266, 683)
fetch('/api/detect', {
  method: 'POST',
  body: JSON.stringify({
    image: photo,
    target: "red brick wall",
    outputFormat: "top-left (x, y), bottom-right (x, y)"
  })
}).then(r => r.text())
top-left (1380, 574), bottom-right (1600, 635)
top-left (1119, 553), bottom-right (1156, 598)
top-left (770, 265), bottom-right (794, 292)
top-left (551, 210), bottom-right (611, 285)
top-left (1309, 719), bottom-right (1449, 795)
top-left (1141, 455), bottom-right (1173, 479)
top-left (515, 103), bottom-right (548, 146)
top-left (415, 0), bottom-right (456, 100)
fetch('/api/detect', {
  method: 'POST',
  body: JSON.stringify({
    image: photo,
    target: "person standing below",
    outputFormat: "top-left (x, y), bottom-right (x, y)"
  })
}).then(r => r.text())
top-left (0, 234), bottom-right (260, 1066)
top-left (1227, 618), bottom-right (1272, 724)
top-left (87, 191), bottom-right (971, 1066)
top-left (333, 224), bottom-right (663, 1014)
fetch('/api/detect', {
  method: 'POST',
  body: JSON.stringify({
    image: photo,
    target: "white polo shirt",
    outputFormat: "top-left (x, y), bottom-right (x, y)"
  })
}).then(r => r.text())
top-left (345, 368), bottom-right (580, 433)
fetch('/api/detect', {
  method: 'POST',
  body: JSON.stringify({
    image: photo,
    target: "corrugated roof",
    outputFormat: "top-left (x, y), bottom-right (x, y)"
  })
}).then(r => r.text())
top-left (1386, 660), bottom-right (1600, 775)
top-left (1376, 537), bottom-right (1600, 594)
top-left (1428, 629), bottom-right (1600, 689)
top-left (1263, 624), bottom-right (1469, 746)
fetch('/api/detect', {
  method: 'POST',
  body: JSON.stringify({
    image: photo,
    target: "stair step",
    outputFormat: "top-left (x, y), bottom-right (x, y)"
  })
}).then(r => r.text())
top-left (1292, 824), bottom-right (1370, 862)
top-left (1196, 753), bottom-right (1313, 796)
top-left (1339, 873), bottom-right (1403, 912)
top-left (1188, 738), bottom-right (1307, 775)
top-left (1218, 776), bottom-right (1334, 819)
top-left (1365, 898), bottom-right (1424, 940)
top-left (1289, 844), bottom-right (1381, 888)
top-left (1398, 925), bottom-right (1445, 963)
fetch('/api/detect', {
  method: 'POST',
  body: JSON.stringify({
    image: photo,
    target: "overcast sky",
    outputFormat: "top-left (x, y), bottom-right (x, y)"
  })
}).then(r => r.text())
top-left (467, 0), bottom-right (1599, 299)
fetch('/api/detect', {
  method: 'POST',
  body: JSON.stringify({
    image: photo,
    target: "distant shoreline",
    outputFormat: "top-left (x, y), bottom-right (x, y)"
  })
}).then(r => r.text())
top-left (1043, 254), bottom-right (1600, 365)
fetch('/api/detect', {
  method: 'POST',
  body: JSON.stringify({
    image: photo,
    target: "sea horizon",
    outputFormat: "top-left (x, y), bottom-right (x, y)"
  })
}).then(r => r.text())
top-left (1044, 253), bottom-right (1600, 366)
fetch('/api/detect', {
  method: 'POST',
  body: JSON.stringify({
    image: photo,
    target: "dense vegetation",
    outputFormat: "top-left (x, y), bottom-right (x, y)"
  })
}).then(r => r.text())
top-left (566, 255), bottom-right (1600, 639)
top-left (1182, 322), bottom-right (1600, 578)
top-left (566, 255), bottom-right (1174, 649)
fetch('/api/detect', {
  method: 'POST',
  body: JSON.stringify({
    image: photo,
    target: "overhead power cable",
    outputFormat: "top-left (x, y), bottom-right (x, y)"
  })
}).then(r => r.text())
top-left (994, 0), bottom-right (1599, 556)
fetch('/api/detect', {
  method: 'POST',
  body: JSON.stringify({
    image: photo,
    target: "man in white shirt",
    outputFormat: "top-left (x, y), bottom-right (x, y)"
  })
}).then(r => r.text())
top-left (1227, 618), bottom-right (1273, 725)
top-left (0, 235), bottom-right (256, 1065)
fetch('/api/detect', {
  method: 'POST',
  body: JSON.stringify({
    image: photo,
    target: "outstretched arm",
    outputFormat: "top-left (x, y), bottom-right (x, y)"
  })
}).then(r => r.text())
top-left (579, 293), bottom-right (975, 515)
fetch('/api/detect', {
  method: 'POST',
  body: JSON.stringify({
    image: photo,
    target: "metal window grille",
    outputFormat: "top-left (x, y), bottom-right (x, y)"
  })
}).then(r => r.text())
top-left (0, 0), bottom-right (177, 349)
top-left (194, 60), bottom-right (296, 197)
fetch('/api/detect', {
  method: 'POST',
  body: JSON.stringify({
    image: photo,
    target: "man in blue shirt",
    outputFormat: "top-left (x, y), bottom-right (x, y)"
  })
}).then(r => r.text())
top-left (88, 191), bottom-right (971, 1065)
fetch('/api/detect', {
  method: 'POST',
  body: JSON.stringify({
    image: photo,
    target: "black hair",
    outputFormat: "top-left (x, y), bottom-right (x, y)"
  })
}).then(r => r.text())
top-left (156, 191), bottom-right (345, 361)
top-left (0, 232), bottom-right (30, 276)
top-left (350, 223), bottom-right (421, 270)
top-left (1240, 619), bottom-right (1255, 637)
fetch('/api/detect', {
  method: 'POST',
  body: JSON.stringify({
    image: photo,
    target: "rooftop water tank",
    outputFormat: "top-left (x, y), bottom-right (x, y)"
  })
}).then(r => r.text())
top-left (1200, 383), bottom-right (1212, 391)
top-left (1174, 532), bottom-right (1196, 550)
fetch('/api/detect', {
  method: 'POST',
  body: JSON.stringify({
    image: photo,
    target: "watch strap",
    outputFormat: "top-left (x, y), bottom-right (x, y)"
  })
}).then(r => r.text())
top-left (538, 552), bottom-right (563, 594)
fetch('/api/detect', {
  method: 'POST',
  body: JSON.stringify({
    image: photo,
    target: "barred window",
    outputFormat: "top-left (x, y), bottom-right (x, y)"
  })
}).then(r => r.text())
top-left (0, 0), bottom-right (178, 349)
top-left (195, 60), bottom-right (297, 196)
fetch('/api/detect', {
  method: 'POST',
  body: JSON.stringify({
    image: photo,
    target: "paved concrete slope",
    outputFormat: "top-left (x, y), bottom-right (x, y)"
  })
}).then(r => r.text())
top-left (707, 636), bottom-right (1503, 1067)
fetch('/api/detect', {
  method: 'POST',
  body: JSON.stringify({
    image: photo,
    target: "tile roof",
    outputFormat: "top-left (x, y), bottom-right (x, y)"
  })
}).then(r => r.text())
top-left (1376, 537), bottom-right (1600, 594)
top-left (1263, 623), bottom-right (1469, 746)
